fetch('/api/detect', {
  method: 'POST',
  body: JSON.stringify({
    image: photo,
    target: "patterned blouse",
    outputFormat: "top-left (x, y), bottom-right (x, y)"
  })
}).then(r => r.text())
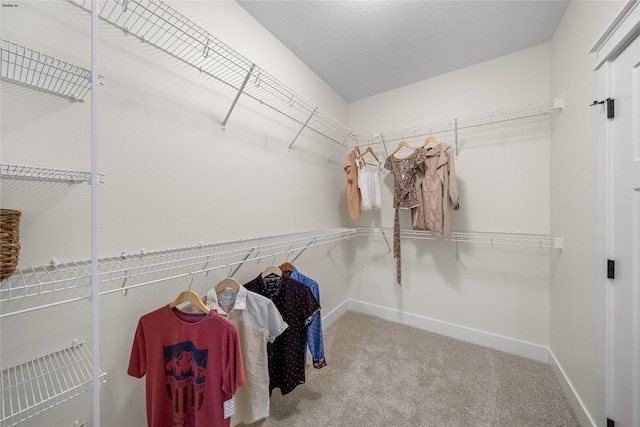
top-left (384, 147), bottom-right (427, 285)
top-left (384, 148), bottom-right (427, 209)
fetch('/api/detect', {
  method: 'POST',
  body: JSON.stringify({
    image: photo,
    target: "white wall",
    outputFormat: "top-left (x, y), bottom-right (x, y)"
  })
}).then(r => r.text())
top-left (549, 1), bottom-right (625, 425)
top-left (346, 44), bottom-right (553, 347)
top-left (0, 2), bottom-right (350, 426)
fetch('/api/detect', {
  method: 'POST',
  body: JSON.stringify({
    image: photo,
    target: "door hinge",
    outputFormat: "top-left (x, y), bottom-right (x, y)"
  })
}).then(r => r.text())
top-left (607, 259), bottom-right (615, 279)
top-left (606, 98), bottom-right (614, 118)
top-left (589, 98), bottom-right (615, 118)
top-left (607, 418), bottom-right (614, 427)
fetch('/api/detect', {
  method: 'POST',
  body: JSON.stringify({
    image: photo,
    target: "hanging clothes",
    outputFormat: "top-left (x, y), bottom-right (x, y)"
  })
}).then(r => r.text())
top-left (183, 286), bottom-right (288, 425)
top-left (384, 148), bottom-right (427, 285)
top-left (344, 149), bottom-right (362, 220)
top-left (243, 274), bottom-right (320, 395)
top-left (283, 266), bottom-right (327, 369)
top-left (411, 143), bottom-right (460, 235)
top-left (128, 305), bottom-right (245, 427)
top-left (357, 156), bottom-right (383, 210)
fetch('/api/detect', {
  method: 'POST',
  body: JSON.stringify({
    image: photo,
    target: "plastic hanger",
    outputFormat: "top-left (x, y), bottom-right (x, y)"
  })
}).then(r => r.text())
top-left (169, 289), bottom-right (210, 313)
top-left (215, 277), bottom-right (241, 293)
top-left (390, 141), bottom-right (417, 157)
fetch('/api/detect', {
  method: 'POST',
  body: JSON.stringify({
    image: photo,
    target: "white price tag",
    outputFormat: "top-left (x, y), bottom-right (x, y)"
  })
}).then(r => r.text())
top-left (223, 397), bottom-right (236, 419)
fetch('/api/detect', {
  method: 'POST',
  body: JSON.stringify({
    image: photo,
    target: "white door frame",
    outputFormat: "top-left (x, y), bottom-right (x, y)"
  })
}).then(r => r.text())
top-left (591, 1), bottom-right (640, 426)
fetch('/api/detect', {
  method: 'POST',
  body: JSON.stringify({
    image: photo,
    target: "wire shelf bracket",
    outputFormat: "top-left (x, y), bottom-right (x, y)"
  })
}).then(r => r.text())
top-left (0, 341), bottom-right (107, 427)
top-left (0, 38), bottom-right (92, 102)
top-left (221, 63), bottom-right (255, 130)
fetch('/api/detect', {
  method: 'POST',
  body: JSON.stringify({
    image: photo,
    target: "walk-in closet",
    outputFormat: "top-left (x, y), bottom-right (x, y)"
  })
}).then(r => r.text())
top-left (1, 1), bottom-right (639, 426)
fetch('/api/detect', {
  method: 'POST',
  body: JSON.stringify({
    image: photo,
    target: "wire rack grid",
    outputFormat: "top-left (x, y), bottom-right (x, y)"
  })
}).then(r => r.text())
top-left (356, 98), bottom-right (560, 148)
top-left (66, 0), bottom-right (353, 147)
top-left (0, 228), bottom-right (356, 309)
top-left (0, 164), bottom-right (92, 184)
top-left (356, 227), bottom-right (562, 250)
top-left (0, 341), bottom-right (106, 427)
top-left (0, 38), bottom-right (91, 102)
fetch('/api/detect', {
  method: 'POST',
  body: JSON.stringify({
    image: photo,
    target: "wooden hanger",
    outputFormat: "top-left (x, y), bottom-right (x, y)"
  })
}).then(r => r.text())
top-left (421, 136), bottom-right (441, 148)
top-left (169, 289), bottom-right (210, 313)
top-left (261, 265), bottom-right (282, 278)
top-left (279, 262), bottom-right (295, 274)
top-left (215, 277), bottom-right (241, 293)
top-left (390, 141), bottom-right (417, 157)
top-left (361, 146), bottom-right (380, 165)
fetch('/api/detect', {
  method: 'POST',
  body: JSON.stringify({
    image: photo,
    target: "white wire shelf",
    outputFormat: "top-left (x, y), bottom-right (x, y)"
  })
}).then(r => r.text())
top-left (0, 228), bottom-right (357, 316)
top-left (0, 341), bottom-right (106, 427)
top-left (66, 0), bottom-right (353, 148)
top-left (0, 227), bottom-right (563, 317)
top-left (0, 38), bottom-right (91, 102)
top-left (64, 0), bottom-right (562, 157)
top-left (0, 164), bottom-right (93, 184)
top-left (360, 98), bottom-right (563, 148)
top-left (356, 228), bottom-right (563, 250)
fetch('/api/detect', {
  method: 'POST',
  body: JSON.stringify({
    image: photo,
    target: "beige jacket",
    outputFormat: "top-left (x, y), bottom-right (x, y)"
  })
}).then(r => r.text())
top-left (344, 149), bottom-right (361, 220)
top-left (411, 143), bottom-right (460, 236)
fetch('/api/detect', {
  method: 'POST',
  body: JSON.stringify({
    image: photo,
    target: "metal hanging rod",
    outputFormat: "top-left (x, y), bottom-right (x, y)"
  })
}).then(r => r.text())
top-left (0, 341), bottom-right (106, 427)
top-left (0, 164), bottom-right (97, 184)
top-left (0, 38), bottom-right (92, 102)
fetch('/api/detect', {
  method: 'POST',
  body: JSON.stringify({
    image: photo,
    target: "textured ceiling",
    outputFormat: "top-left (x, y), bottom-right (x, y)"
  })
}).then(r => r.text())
top-left (237, 0), bottom-right (570, 102)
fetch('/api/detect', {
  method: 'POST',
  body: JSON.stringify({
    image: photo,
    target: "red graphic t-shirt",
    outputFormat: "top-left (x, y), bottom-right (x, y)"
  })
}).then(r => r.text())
top-left (128, 305), bottom-right (245, 427)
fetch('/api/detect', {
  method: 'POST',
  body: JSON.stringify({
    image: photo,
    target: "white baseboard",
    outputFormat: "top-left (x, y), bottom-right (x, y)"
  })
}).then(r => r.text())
top-left (548, 349), bottom-right (596, 427)
top-left (346, 299), bottom-right (550, 362)
top-left (322, 298), bottom-right (594, 426)
top-left (320, 298), bottom-right (351, 329)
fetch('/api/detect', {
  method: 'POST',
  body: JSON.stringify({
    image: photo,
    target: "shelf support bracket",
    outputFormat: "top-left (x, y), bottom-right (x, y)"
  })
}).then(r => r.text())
top-left (291, 238), bottom-right (317, 263)
top-left (326, 137), bottom-right (347, 163)
top-left (221, 63), bottom-right (255, 130)
top-left (326, 132), bottom-right (354, 163)
top-left (326, 241), bottom-right (341, 256)
top-left (289, 107), bottom-right (318, 149)
top-left (379, 228), bottom-right (392, 253)
top-left (454, 118), bottom-right (459, 157)
top-left (229, 247), bottom-right (256, 277)
top-left (380, 134), bottom-right (389, 158)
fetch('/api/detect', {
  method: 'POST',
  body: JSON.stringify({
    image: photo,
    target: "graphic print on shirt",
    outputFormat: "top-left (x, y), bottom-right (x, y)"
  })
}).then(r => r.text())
top-left (163, 341), bottom-right (208, 427)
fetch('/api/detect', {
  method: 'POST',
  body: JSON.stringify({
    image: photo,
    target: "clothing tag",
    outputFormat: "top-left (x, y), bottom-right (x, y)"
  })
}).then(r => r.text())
top-left (264, 276), bottom-right (280, 292)
top-left (219, 291), bottom-right (236, 307)
top-left (223, 397), bottom-right (236, 419)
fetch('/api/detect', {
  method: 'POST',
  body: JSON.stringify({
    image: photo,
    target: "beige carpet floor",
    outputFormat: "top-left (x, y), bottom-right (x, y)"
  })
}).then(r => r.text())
top-left (241, 311), bottom-right (581, 427)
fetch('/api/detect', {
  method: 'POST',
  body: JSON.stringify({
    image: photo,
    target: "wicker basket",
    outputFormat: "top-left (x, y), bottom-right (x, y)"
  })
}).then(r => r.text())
top-left (0, 209), bottom-right (21, 281)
